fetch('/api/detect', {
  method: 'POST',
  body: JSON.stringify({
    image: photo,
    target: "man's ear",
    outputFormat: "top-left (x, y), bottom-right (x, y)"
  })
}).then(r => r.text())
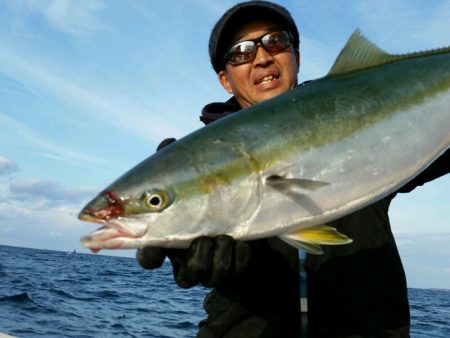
top-left (218, 70), bottom-right (234, 94)
top-left (295, 49), bottom-right (300, 73)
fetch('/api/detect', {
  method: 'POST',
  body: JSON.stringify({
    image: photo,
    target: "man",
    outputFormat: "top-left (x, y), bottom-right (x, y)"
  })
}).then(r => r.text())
top-left (137, 2), bottom-right (450, 337)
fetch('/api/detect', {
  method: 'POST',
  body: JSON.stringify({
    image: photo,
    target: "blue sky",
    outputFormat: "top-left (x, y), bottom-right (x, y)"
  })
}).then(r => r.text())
top-left (0, 0), bottom-right (449, 289)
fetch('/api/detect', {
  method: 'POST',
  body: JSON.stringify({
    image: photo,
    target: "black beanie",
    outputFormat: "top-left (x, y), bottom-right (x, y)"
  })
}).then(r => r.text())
top-left (209, 1), bottom-right (300, 73)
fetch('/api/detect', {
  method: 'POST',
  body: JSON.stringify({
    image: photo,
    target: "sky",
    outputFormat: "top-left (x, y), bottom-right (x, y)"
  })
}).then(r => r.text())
top-left (0, 0), bottom-right (449, 289)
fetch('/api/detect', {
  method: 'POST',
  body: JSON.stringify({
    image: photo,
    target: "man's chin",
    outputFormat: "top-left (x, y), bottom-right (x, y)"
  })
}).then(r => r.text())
top-left (255, 88), bottom-right (287, 102)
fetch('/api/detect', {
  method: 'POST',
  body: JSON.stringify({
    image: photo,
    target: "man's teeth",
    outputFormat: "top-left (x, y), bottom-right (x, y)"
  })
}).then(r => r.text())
top-left (260, 75), bottom-right (275, 84)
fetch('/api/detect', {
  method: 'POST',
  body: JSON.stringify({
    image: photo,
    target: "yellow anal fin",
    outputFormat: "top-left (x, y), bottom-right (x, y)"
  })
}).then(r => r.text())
top-left (280, 225), bottom-right (353, 255)
top-left (279, 236), bottom-right (324, 255)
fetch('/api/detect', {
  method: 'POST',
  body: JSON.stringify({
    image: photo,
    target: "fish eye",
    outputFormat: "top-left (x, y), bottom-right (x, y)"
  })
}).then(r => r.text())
top-left (148, 195), bottom-right (162, 206)
top-left (142, 190), bottom-right (170, 212)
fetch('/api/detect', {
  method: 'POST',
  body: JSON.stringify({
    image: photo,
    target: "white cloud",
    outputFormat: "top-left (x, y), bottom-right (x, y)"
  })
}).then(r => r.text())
top-left (0, 174), bottom-right (95, 247)
top-left (0, 196), bottom-right (91, 250)
top-left (0, 155), bottom-right (19, 176)
top-left (0, 112), bottom-right (102, 168)
top-left (0, 47), bottom-right (190, 145)
top-left (9, 177), bottom-right (97, 203)
top-left (24, 0), bottom-right (105, 37)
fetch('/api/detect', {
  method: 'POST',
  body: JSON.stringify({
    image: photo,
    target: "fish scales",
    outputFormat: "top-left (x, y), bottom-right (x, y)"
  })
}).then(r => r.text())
top-left (79, 31), bottom-right (450, 251)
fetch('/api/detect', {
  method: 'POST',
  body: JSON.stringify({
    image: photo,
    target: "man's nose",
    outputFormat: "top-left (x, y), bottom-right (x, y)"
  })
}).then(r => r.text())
top-left (253, 44), bottom-right (274, 67)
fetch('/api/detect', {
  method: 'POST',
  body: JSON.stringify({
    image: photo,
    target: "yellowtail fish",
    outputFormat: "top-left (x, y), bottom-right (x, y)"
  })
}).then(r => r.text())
top-left (79, 30), bottom-right (450, 254)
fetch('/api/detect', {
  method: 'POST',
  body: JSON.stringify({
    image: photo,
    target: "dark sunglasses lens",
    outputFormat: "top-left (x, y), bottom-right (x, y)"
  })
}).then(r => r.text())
top-left (226, 41), bottom-right (256, 65)
top-left (262, 31), bottom-right (290, 51)
top-left (225, 31), bottom-right (291, 66)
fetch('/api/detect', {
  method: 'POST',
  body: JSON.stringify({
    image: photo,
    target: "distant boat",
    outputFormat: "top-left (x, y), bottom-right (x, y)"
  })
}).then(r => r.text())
top-left (66, 250), bottom-right (76, 255)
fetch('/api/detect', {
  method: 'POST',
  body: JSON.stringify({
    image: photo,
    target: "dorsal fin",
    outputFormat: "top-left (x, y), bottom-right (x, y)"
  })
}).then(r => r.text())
top-left (328, 29), bottom-right (450, 76)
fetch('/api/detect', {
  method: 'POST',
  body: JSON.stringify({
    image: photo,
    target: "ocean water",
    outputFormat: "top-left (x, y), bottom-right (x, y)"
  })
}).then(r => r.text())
top-left (0, 245), bottom-right (206, 337)
top-left (1, 245), bottom-right (449, 338)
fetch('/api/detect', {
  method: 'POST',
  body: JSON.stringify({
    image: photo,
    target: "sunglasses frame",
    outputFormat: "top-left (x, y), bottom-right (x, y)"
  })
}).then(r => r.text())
top-left (223, 30), bottom-right (292, 66)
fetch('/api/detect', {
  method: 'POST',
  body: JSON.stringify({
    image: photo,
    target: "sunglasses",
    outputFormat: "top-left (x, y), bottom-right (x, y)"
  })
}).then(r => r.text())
top-left (223, 31), bottom-right (292, 66)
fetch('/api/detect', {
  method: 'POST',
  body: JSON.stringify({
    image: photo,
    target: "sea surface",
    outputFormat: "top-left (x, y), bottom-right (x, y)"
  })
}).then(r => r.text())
top-left (1, 245), bottom-right (449, 337)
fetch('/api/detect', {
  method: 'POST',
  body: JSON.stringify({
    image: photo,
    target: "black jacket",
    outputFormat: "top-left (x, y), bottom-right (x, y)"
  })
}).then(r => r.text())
top-left (195, 93), bottom-right (449, 338)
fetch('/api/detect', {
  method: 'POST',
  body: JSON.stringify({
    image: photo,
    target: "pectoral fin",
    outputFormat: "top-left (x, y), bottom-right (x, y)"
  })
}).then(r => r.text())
top-left (266, 175), bottom-right (329, 193)
top-left (280, 225), bottom-right (353, 255)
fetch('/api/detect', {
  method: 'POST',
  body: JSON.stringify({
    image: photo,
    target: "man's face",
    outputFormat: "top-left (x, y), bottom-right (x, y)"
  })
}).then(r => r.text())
top-left (218, 20), bottom-right (299, 108)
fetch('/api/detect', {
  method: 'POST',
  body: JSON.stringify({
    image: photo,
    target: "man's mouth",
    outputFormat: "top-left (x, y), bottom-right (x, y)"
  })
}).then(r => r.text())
top-left (255, 74), bottom-right (279, 85)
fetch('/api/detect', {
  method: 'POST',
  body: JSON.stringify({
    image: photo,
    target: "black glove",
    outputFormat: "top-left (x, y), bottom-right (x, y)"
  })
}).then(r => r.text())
top-left (136, 235), bottom-right (257, 288)
top-left (137, 237), bottom-right (302, 337)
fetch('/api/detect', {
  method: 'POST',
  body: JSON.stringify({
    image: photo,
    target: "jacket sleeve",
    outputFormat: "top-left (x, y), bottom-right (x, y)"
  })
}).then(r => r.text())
top-left (397, 148), bottom-right (450, 193)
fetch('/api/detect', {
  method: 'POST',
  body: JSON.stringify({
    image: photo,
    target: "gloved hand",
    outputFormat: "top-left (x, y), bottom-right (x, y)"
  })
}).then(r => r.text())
top-left (137, 237), bottom-right (301, 337)
top-left (136, 235), bottom-right (256, 288)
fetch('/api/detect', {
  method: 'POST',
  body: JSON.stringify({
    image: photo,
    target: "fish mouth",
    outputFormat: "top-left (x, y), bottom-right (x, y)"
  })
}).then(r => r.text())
top-left (79, 217), bottom-right (147, 253)
top-left (78, 189), bottom-right (148, 252)
top-left (78, 211), bottom-right (103, 223)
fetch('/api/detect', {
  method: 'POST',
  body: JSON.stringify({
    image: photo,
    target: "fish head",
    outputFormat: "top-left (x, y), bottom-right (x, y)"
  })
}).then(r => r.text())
top-left (78, 183), bottom-right (178, 252)
top-left (79, 128), bottom-right (266, 252)
top-left (77, 143), bottom-right (243, 252)
top-left (77, 146), bottom-right (194, 252)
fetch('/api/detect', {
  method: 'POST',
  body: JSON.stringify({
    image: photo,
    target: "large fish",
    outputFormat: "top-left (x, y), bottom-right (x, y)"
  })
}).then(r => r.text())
top-left (79, 30), bottom-right (450, 254)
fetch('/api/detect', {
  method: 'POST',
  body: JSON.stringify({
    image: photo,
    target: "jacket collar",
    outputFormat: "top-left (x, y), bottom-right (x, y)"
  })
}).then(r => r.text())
top-left (200, 96), bottom-right (241, 125)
